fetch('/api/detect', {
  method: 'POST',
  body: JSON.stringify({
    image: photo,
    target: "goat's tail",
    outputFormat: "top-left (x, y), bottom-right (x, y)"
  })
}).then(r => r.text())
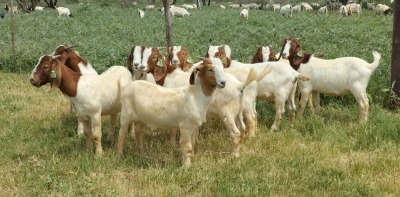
top-left (296, 74), bottom-right (310, 81)
top-left (237, 68), bottom-right (258, 92)
top-left (366, 51), bottom-right (381, 71)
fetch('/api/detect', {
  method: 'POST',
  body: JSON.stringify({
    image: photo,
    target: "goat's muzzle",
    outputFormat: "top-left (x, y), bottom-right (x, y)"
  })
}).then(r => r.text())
top-left (217, 80), bottom-right (226, 88)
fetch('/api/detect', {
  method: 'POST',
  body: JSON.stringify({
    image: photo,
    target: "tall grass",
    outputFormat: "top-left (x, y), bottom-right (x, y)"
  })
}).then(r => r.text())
top-left (0, 3), bottom-right (399, 196)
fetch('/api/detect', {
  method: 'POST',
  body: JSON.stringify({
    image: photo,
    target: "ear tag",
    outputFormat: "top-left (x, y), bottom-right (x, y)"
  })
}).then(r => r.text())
top-left (187, 56), bottom-right (193, 64)
top-left (297, 51), bottom-right (303, 57)
top-left (50, 70), bottom-right (57, 79)
top-left (156, 60), bottom-right (163, 67)
top-left (222, 57), bottom-right (227, 65)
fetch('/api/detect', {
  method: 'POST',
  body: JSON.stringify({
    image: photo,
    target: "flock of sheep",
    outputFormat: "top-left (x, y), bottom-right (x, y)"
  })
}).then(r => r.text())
top-left (29, 34), bottom-right (381, 166)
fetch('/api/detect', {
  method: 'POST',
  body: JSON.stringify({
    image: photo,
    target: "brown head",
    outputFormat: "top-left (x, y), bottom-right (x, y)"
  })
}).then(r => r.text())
top-left (279, 37), bottom-right (312, 70)
top-left (53, 45), bottom-right (89, 74)
top-left (251, 46), bottom-right (277, 63)
top-left (166, 46), bottom-right (193, 71)
top-left (205, 45), bottom-right (232, 68)
top-left (190, 57), bottom-right (226, 96)
top-left (143, 47), bottom-right (176, 86)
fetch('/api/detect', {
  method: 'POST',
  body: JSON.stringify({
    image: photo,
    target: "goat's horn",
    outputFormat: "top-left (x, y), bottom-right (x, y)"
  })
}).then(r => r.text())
top-left (65, 45), bottom-right (76, 49)
top-left (52, 55), bottom-right (61, 59)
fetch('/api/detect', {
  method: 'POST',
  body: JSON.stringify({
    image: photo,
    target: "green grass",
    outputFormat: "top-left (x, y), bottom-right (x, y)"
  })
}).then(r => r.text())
top-left (1, 2), bottom-right (400, 196)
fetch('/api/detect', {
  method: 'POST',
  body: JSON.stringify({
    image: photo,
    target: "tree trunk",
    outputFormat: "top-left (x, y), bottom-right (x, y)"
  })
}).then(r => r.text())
top-left (15, 0), bottom-right (40, 13)
top-left (43, 0), bottom-right (57, 8)
top-left (391, 0), bottom-right (400, 95)
top-left (163, 0), bottom-right (172, 48)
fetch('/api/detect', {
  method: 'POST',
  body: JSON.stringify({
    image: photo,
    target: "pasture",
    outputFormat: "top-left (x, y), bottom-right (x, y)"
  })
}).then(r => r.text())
top-left (1, 2), bottom-right (400, 196)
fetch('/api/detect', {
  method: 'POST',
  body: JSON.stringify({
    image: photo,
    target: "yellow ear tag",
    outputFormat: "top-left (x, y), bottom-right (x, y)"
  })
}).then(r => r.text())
top-left (222, 57), bottom-right (227, 65)
top-left (297, 51), bottom-right (303, 57)
top-left (187, 56), bottom-right (193, 64)
top-left (157, 60), bottom-right (163, 67)
top-left (50, 70), bottom-right (57, 79)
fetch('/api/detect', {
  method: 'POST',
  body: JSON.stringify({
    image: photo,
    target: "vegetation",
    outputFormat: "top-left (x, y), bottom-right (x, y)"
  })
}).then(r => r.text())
top-left (0, 2), bottom-right (399, 196)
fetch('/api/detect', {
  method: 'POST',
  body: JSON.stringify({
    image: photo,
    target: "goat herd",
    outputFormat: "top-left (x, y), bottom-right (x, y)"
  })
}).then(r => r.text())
top-left (29, 37), bottom-right (381, 167)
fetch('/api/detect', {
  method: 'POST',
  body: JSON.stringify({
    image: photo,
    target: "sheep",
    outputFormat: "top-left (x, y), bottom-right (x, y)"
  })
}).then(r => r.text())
top-left (367, 2), bottom-right (375, 10)
top-left (279, 37), bottom-right (381, 122)
top-left (229, 4), bottom-right (240, 8)
top-left (52, 45), bottom-right (99, 136)
top-left (55, 6), bottom-right (72, 18)
top-left (4, 5), bottom-right (18, 15)
top-left (317, 6), bottom-right (328, 15)
top-left (169, 5), bottom-right (191, 17)
top-left (182, 4), bottom-right (195, 10)
top-left (116, 57), bottom-right (227, 167)
top-left (206, 45), bottom-right (310, 131)
top-left (30, 55), bottom-right (132, 156)
top-left (280, 4), bottom-right (292, 17)
top-left (220, 4), bottom-right (226, 9)
top-left (138, 8), bottom-right (144, 18)
top-left (374, 4), bottom-right (393, 15)
top-left (240, 9), bottom-right (249, 19)
top-left (345, 3), bottom-right (361, 15)
top-left (27, 5), bottom-right (44, 11)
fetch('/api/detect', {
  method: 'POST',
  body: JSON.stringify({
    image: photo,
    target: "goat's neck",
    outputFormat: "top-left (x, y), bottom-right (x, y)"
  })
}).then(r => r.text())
top-left (289, 52), bottom-right (312, 70)
top-left (58, 65), bottom-right (80, 97)
top-left (154, 63), bottom-right (178, 86)
top-left (65, 54), bottom-right (88, 74)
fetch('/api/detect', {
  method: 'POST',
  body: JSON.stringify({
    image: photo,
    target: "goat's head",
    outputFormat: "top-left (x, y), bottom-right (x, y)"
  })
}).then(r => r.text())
top-left (127, 45), bottom-right (145, 74)
top-left (30, 55), bottom-right (63, 91)
top-left (205, 45), bottom-right (231, 68)
top-left (143, 47), bottom-right (169, 82)
top-left (190, 57), bottom-right (226, 96)
top-left (166, 46), bottom-right (193, 71)
top-left (279, 37), bottom-right (312, 70)
top-left (252, 46), bottom-right (276, 63)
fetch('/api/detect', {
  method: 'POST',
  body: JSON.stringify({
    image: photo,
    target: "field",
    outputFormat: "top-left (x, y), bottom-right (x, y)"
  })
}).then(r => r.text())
top-left (1, 2), bottom-right (400, 196)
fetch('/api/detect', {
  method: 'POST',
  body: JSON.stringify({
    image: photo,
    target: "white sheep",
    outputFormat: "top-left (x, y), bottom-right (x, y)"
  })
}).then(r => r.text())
top-left (273, 4), bottom-right (280, 11)
top-left (35, 6), bottom-right (44, 11)
top-left (229, 4), bottom-right (240, 8)
top-left (280, 37), bottom-right (381, 122)
top-left (240, 9), bottom-right (249, 19)
top-left (182, 4), bottom-right (195, 10)
top-left (145, 5), bottom-right (155, 10)
top-left (220, 4), bottom-right (226, 9)
top-left (339, 5), bottom-right (348, 16)
top-left (291, 5), bottom-right (302, 13)
top-left (30, 56), bottom-right (132, 156)
top-left (4, 5), bottom-right (18, 15)
top-left (206, 45), bottom-right (310, 131)
top-left (301, 2), bottom-right (313, 11)
top-left (280, 4), bottom-right (292, 17)
top-left (55, 6), bottom-right (72, 17)
top-left (345, 3), bottom-right (361, 15)
top-left (169, 5), bottom-right (191, 17)
top-left (116, 57), bottom-right (226, 167)
top-left (137, 8), bottom-right (144, 18)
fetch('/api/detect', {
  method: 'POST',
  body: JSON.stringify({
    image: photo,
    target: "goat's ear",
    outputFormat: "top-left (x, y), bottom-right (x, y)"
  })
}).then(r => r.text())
top-left (189, 70), bottom-right (196, 85)
top-left (49, 60), bottom-right (62, 91)
top-left (153, 59), bottom-right (167, 81)
top-left (126, 47), bottom-right (134, 73)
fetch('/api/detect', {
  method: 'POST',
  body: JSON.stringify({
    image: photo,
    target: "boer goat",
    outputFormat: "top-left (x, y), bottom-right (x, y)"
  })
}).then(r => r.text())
top-left (278, 37), bottom-right (381, 122)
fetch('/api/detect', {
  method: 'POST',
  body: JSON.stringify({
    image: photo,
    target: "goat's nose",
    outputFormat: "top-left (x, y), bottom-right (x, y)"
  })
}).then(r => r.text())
top-left (172, 59), bottom-right (178, 64)
top-left (133, 63), bottom-right (139, 67)
top-left (220, 81), bottom-right (226, 87)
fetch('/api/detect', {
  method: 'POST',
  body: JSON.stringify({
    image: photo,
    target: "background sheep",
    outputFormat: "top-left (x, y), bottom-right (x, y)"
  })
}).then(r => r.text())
top-left (240, 9), bottom-right (249, 19)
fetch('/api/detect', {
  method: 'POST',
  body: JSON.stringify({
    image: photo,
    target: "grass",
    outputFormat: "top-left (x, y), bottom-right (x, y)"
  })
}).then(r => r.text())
top-left (1, 2), bottom-right (400, 196)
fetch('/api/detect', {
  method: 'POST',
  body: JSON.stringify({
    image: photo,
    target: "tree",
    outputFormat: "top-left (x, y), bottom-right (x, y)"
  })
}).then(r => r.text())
top-left (43, 0), bottom-right (57, 8)
top-left (15, 0), bottom-right (40, 13)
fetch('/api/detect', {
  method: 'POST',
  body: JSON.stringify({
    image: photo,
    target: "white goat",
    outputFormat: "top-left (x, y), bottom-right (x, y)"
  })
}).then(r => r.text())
top-left (273, 4), bottom-right (280, 11)
top-left (55, 6), bottom-right (72, 17)
top-left (206, 45), bottom-right (310, 131)
top-left (117, 57), bottom-right (226, 167)
top-left (4, 5), bottom-right (18, 14)
top-left (30, 56), bottom-right (132, 156)
top-left (374, 4), bottom-right (393, 15)
top-left (145, 5), bottom-right (155, 10)
top-left (138, 8), bottom-right (144, 18)
top-left (220, 4), bottom-right (226, 9)
top-left (280, 37), bottom-right (381, 122)
top-left (240, 9), bottom-right (249, 19)
top-left (170, 5), bottom-right (191, 17)
top-left (291, 5), bottom-right (302, 13)
top-left (339, 5), bottom-right (348, 16)
top-left (301, 2), bottom-right (313, 11)
top-left (317, 6), bottom-right (328, 15)
top-left (280, 4), bottom-right (292, 17)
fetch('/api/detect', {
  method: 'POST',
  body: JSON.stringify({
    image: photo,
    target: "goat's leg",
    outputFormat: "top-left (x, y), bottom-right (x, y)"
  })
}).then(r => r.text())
top-left (107, 114), bottom-right (117, 143)
top-left (91, 114), bottom-right (103, 156)
top-left (271, 98), bottom-right (284, 131)
top-left (134, 122), bottom-right (145, 153)
top-left (81, 118), bottom-right (93, 152)
top-left (243, 110), bottom-right (256, 137)
top-left (222, 115), bottom-right (242, 157)
top-left (179, 128), bottom-right (194, 167)
top-left (353, 91), bottom-right (369, 122)
top-left (312, 91), bottom-right (321, 113)
top-left (298, 89), bottom-right (311, 116)
top-left (116, 117), bottom-right (131, 157)
top-left (170, 129), bottom-right (178, 146)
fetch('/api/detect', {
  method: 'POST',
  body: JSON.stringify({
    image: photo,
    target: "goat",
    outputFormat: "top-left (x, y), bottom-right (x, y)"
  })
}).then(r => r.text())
top-left (165, 46), bottom-right (194, 72)
top-left (4, 5), bottom-right (18, 15)
top-left (30, 55), bottom-right (132, 156)
top-left (145, 5), bottom-right (155, 10)
top-left (170, 5), bottom-right (191, 17)
top-left (280, 4), bottom-right (292, 17)
top-left (220, 4), bottom-right (226, 9)
top-left (240, 9), bottom-right (249, 19)
top-left (317, 6), bottom-right (328, 15)
top-left (138, 8), bottom-right (144, 18)
top-left (117, 57), bottom-right (226, 167)
top-left (52, 45), bottom-right (99, 136)
top-left (279, 37), bottom-right (381, 122)
top-left (55, 6), bottom-right (72, 17)
top-left (206, 45), bottom-right (310, 131)
top-left (374, 4), bottom-right (393, 15)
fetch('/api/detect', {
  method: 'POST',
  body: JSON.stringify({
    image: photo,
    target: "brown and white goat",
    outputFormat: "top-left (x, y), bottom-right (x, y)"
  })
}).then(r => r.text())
top-left (30, 55), bottom-right (132, 156)
top-left (165, 46), bottom-right (194, 72)
top-left (117, 57), bottom-right (226, 167)
top-left (278, 37), bottom-right (381, 122)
